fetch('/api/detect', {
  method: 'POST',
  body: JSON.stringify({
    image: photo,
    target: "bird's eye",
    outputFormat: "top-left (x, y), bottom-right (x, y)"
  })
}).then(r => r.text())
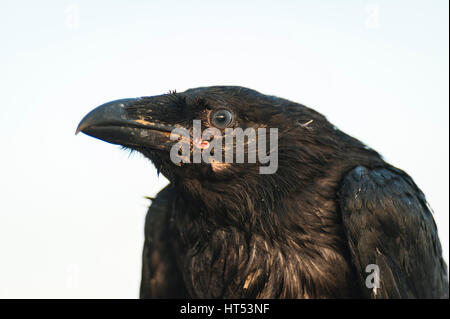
top-left (210, 109), bottom-right (233, 129)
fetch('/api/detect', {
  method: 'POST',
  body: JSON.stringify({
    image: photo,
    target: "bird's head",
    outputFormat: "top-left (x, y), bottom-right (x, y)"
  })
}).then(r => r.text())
top-left (77, 86), bottom-right (372, 215)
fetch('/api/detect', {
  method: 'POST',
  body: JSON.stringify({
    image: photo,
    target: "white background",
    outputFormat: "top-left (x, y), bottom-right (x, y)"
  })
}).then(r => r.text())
top-left (0, 0), bottom-right (448, 298)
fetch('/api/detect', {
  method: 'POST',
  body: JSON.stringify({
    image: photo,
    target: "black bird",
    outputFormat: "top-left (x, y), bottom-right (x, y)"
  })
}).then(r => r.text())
top-left (76, 86), bottom-right (448, 298)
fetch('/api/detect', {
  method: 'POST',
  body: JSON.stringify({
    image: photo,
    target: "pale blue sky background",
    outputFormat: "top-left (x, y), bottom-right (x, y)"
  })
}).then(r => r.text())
top-left (0, 0), bottom-right (448, 298)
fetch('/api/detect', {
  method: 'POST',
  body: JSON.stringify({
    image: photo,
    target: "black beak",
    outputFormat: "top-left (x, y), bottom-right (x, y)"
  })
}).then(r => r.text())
top-left (76, 98), bottom-right (178, 151)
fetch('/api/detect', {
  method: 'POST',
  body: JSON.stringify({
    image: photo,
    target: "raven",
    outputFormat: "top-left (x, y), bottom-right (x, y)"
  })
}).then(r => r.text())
top-left (77, 86), bottom-right (448, 298)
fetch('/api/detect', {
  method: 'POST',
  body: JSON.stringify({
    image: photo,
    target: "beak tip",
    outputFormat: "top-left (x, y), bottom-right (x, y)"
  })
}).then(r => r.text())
top-left (75, 123), bottom-right (84, 135)
top-left (76, 98), bottom-right (138, 137)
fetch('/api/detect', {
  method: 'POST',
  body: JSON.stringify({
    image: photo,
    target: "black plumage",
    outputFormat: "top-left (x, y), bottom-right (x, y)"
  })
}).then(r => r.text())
top-left (77, 86), bottom-right (448, 298)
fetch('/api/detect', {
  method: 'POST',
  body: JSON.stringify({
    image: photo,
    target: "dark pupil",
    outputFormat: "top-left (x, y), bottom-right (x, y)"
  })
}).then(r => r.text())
top-left (216, 115), bottom-right (226, 122)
